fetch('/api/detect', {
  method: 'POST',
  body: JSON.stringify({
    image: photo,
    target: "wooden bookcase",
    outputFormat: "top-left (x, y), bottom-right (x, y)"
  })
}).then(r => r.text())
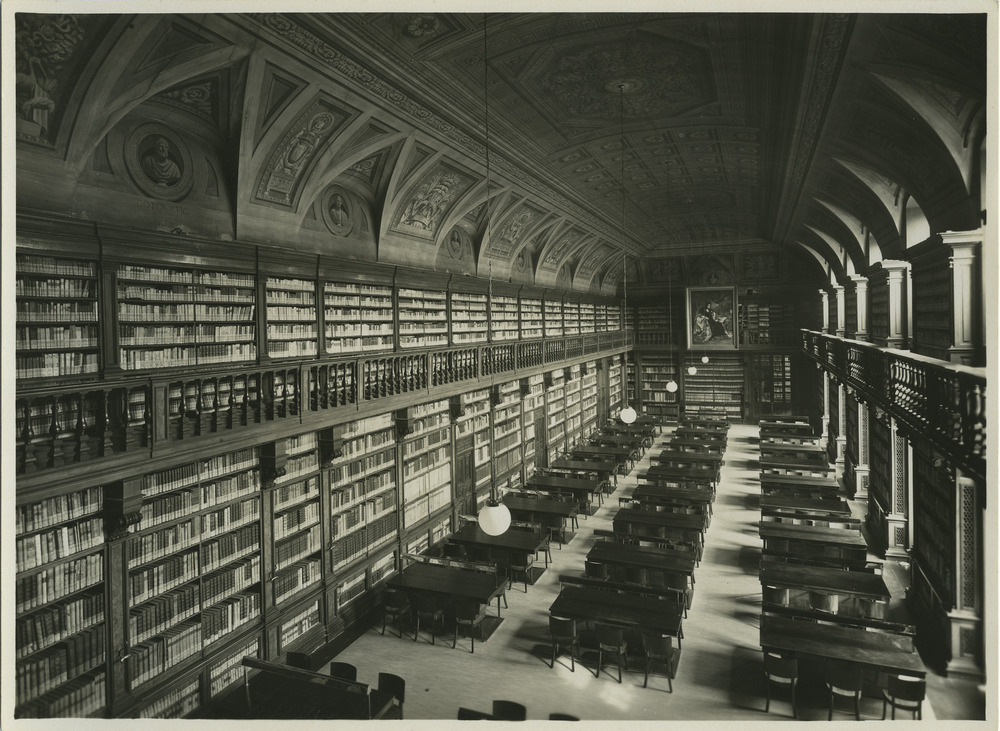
top-left (397, 287), bottom-right (448, 349)
top-left (564, 365), bottom-right (583, 449)
top-left (580, 362), bottom-right (598, 436)
top-left (490, 293), bottom-right (520, 342)
top-left (563, 300), bottom-right (581, 336)
top-left (265, 278), bottom-right (317, 359)
top-left (399, 399), bottom-right (452, 532)
top-left (544, 369), bottom-right (567, 464)
top-left (450, 291), bottom-right (488, 346)
top-left (520, 297), bottom-right (543, 339)
top-left (491, 380), bottom-right (524, 487)
top-left (636, 354), bottom-right (679, 420)
top-left (323, 282), bottom-right (394, 355)
top-left (544, 298), bottom-right (564, 338)
top-left (683, 353), bottom-right (742, 421)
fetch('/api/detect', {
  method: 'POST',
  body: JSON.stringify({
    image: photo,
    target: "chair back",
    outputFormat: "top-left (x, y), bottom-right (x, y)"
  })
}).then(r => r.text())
top-left (584, 560), bottom-right (608, 580)
top-left (824, 661), bottom-right (863, 691)
top-left (329, 661), bottom-right (358, 682)
top-left (641, 632), bottom-right (673, 659)
top-left (887, 674), bottom-right (926, 702)
top-left (549, 615), bottom-right (577, 642)
top-left (596, 623), bottom-right (626, 651)
top-left (384, 589), bottom-right (410, 612)
top-left (377, 672), bottom-right (405, 704)
top-left (442, 542), bottom-right (467, 559)
top-left (763, 652), bottom-right (798, 680)
top-left (414, 592), bottom-right (439, 614)
top-left (549, 713), bottom-right (579, 720)
top-left (492, 700), bottom-right (527, 721)
top-left (455, 598), bottom-right (485, 622)
top-left (458, 707), bottom-right (492, 720)
top-left (623, 566), bottom-right (647, 586)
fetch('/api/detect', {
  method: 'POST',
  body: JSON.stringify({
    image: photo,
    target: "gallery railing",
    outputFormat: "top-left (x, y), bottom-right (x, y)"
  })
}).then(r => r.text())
top-left (802, 329), bottom-right (985, 480)
top-left (15, 332), bottom-right (633, 481)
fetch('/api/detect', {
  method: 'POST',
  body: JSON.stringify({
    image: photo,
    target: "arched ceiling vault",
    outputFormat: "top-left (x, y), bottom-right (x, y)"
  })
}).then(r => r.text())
top-left (14, 11), bottom-right (987, 292)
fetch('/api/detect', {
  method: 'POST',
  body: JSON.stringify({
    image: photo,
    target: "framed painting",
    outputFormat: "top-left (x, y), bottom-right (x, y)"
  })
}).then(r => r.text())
top-left (688, 287), bottom-right (737, 348)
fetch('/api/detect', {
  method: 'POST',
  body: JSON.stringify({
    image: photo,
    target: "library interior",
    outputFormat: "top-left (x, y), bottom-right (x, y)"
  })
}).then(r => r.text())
top-left (5, 8), bottom-right (994, 726)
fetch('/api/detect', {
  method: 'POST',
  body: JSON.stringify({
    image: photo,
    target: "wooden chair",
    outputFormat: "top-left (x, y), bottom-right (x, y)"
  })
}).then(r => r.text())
top-left (594, 623), bottom-right (628, 683)
top-left (824, 660), bottom-right (864, 720)
top-left (457, 707), bottom-right (493, 719)
top-left (413, 593), bottom-right (445, 644)
top-left (328, 661), bottom-right (358, 682)
top-left (641, 632), bottom-right (678, 691)
top-left (536, 531), bottom-right (553, 566)
top-left (493, 564), bottom-right (509, 616)
top-left (882, 674), bottom-right (925, 720)
top-left (442, 542), bottom-right (467, 560)
top-left (763, 651), bottom-right (798, 719)
top-left (549, 713), bottom-right (580, 720)
top-left (548, 615), bottom-right (580, 672)
top-left (509, 550), bottom-right (534, 592)
top-left (377, 672), bottom-right (405, 719)
top-left (453, 599), bottom-right (488, 653)
top-left (382, 589), bottom-right (410, 637)
top-left (622, 565), bottom-right (647, 587)
top-left (584, 559), bottom-right (608, 580)
top-left (492, 700), bottom-right (527, 720)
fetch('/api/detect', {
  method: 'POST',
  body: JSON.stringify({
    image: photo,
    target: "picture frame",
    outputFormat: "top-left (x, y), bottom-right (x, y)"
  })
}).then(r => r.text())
top-left (687, 287), bottom-right (737, 349)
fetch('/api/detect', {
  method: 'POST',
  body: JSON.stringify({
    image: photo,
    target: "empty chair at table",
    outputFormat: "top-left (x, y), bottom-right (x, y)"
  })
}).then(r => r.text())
top-left (492, 700), bottom-right (527, 720)
top-left (593, 623), bottom-right (628, 683)
top-left (548, 615), bottom-right (580, 672)
top-left (621, 565), bottom-right (647, 587)
top-left (457, 707), bottom-right (493, 719)
top-left (381, 589), bottom-right (411, 637)
top-left (762, 651), bottom-right (799, 719)
top-left (584, 559), bottom-right (608, 581)
top-left (824, 660), bottom-right (864, 721)
top-left (378, 672), bottom-right (406, 719)
top-left (413, 592), bottom-right (446, 644)
top-left (442, 542), bottom-right (467, 560)
top-left (328, 661), bottom-right (358, 682)
top-left (453, 598), bottom-right (489, 654)
top-left (509, 549), bottom-right (534, 592)
top-left (641, 632), bottom-right (679, 692)
top-left (882, 673), bottom-right (926, 720)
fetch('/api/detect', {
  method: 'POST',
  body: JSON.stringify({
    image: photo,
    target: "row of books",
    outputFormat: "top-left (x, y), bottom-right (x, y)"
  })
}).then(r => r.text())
top-left (16, 516), bottom-right (105, 572)
top-left (279, 452), bottom-right (320, 483)
top-left (15, 624), bottom-right (106, 705)
top-left (265, 290), bottom-right (314, 305)
top-left (202, 556), bottom-right (261, 607)
top-left (325, 336), bottom-right (394, 353)
top-left (120, 344), bottom-right (257, 370)
top-left (17, 352), bottom-right (100, 379)
top-left (335, 571), bottom-right (367, 612)
top-left (16, 325), bottom-right (98, 350)
top-left (119, 284), bottom-right (192, 302)
top-left (201, 469), bottom-right (260, 508)
top-left (17, 301), bottom-right (99, 322)
top-left (273, 500), bottom-right (320, 540)
top-left (273, 557), bottom-right (322, 605)
top-left (273, 525), bottom-right (321, 571)
top-left (201, 497), bottom-right (260, 535)
top-left (267, 341), bottom-right (318, 357)
top-left (402, 463), bottom-right (451, 505)
top-left (209, 638), bottom-right (259, 697)
top-left (201, 524), bottom-right (261, 574)
top-left (279, 601), bottom-right (321, 649)
top-left (19, 256), bottom-right (96, 277)
top-left (130, 550), bottom-right (200, 605)
top-left (16, 553), bottom-right (104, 613)
top-left (265, 306), bottom-right (315, 322)
top-left (130, 583), bottom-right (200, 645)
top-left (16, 667), bottom-right (105, 718)
top-left (129, 520), bottom-right (197, 569)
top-left (129, 618), bottom-right (203, 688)
top-left (273, 477), bottom-right (318, 510)
top-left (402, 446), bottom-right (449, 482)
top-left (266, 277), bottom-right (314, 292)
top-left (141, 489), bottom-right (200, 530)
top-left (15, 589), bottom-right (104, 660)
top-left (202, 590), bottom-right (260, 646)
top-left (138, 678), bottom-right (199, 719)
top-left (16, 486), bottom-right (103, 534)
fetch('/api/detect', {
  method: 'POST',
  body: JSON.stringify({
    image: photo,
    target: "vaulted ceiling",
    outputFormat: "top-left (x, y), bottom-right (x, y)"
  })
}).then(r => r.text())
top-left (14, 11), bottom-right (988, 293)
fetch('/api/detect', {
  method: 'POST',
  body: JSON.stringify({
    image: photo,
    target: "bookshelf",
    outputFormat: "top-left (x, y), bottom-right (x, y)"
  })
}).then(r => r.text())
top-left (608, 358), bottom-right (623, 412)
top-left (489, 294), bottom-right (520, 342)
top-left (16, 253), bottom-right (100, 380)
top-left (544, 299), bottom-right (564, 338)
top-left (400, 399), bottom-right (452, 530)
top-left (683, 353), bottom-right (743, 421)
top-left (15, 484), bottom-right (107, 717)
top-left (545, 370), bottom-right (567, 464)
top-left (278, 598), bottom-right (322, 656)
top-left (564, 365), bottom-right (583, 449)
top-left (269, 433), bottom-right (321, 614)
top-left (492, 381), bottom-right (523, 485)
top-left (521, 374), bottom-right (544, 478)
top-left (450, 291), bottom-right (488, 345)
top-left (636, 355), bottom-right (679, 420)
top-left (323, 282), bottom-right (394, 354)
top-left (117, 265), bottom-right (257, 370)
top-left (745, 354), bottom-right (793, 418)
top-left (266, 277), bottom-right (317, 359)
top-left (580, 302), bottom-right (596, 334)
top-left (520, 297), bottom-right (543, 339)
top-left (581, 363), bottom-right (598, 436)
top-left (328, 414), bottom-right (399, 574)
top-left (626, 354), bottom-right (637, 405)
top-left (398, 288), bottom-right (448, 349)
top-left (738, 300), bottom-right (792, 346)
top-left (563, 300), bottom-right (581, 336)
top-left (911, 441), bottom-right (956, 608)
top-left (122, 445), bottom-right (262, 693)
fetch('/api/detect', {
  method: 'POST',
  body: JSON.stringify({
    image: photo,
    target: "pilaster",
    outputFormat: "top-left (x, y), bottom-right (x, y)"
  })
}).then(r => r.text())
top-left (832, 284), bottom-right (846, 337)
top-left (882, 260), bottom-right (910, 349)
top-left (850, 274), bottom-right (869, 342)
top-left (940, 230), bottom-right (983, 366)
top-left (818, 287), bottom-right (830, 333)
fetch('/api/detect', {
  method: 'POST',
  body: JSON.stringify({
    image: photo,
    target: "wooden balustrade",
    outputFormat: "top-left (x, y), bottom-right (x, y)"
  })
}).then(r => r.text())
top-left (802, 329), bottom-right (985, 479)
top-left (15, 332), bottom-right (630, 477)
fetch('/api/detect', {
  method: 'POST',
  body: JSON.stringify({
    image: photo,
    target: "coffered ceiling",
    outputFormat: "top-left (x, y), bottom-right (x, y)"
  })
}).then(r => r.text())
top-left (13, 11), bottom-right (988, 293)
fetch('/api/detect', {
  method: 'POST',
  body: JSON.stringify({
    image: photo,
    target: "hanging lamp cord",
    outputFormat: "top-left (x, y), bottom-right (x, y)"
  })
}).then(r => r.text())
top-left (483, 13), bottom-right (497, 505)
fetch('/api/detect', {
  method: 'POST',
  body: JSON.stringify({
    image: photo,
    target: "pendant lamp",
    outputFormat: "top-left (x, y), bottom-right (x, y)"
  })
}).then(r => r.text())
top-left (614, 85), bottom-right (638, 426)
top-left (475, 14), bottom-right (511, 537)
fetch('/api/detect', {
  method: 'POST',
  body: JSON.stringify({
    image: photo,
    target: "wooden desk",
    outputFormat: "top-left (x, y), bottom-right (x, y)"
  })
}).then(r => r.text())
top-left (588, 541), bottom-right (696, 582)
top-left (760, 422), bottom-right (815, 438)
top-left (572, 445), bottom-right (637, 469)
top-left (503, 494), bottom-right (576, 520)
top-left (528, 474), bottom-right (602, 507)
top-left (614, 507), bottom-right (708, 544)
top-left (644, 463), bottom-right (719, 487)
top-left (759, 415), bottom-right (812, 426)
top-left (759, 456), bottom-right (834, 477)
top-left (760, 615), bottom-right (923, 676)
top-left (674, 427), bottom-right (728, 445)
top-left (633, 415), bottom-right (663, 434)
top-left (759, 522), bottom-right (869, 567)
top-left (759, 433), bottom-right (822, 447)
top-left (663, 438), bottom-right (725, 456)
top-left (760, 563), bottom-right (890, 602)
top-left (759, 441), bottom-right (826, 458)
top-left (680, 417), bottom-right (729, 430)
top-left (448, 522), bottom-right (549, 560)
top-left (387, 561), bottom-right (506, 604)
top-left (631, 484), bottom-right (714, 508)
top-left (550, 456), bottom-right (618, 485)
top-left (602, 424), bottom-right (657, 440)
top-left (652, 449), bottom-right (724, 469)
top-left (759, 473), bottom-right (840, 497)
top-left (759, 493), bottom-right (853, 519)
top-left (549, 585), bottom-right (683, 640)
top-left (590, 433), bottom-right (647, 450)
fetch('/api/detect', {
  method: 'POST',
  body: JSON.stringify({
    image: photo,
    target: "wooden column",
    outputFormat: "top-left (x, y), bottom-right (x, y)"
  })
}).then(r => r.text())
top-left (832, 284), bottom-right (846, 337)
top-left (940, 230), bottom-right (983, 366)
top-left (850, 274), bottom-right (869, 342)
top-left (818, 288), bottom-right (830, 333)
top-left (882, 260), bottom-right (909, 349)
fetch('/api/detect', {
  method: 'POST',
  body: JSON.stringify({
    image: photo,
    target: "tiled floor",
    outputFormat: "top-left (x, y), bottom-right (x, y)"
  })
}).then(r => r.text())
top-left (322, 423), bottom-right (985, 721)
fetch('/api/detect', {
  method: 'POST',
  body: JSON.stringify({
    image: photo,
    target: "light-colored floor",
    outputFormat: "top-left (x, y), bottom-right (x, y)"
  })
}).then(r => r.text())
top-left (324, 423), bottom-right (983, 722)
